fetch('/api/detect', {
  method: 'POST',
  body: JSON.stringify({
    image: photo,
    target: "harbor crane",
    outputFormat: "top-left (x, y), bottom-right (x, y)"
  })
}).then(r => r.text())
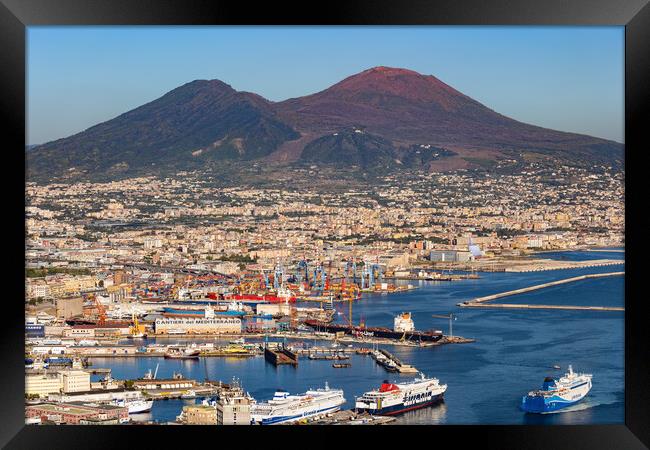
top-left (431, 313), bottom-right (457, 338)
top-left (90, 294), bottom-right (107, 326)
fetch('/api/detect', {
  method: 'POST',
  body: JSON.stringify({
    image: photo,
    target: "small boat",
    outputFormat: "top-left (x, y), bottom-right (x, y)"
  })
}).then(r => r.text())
top-left (553, 365), bottom-right (561, 370)
top-left (181, 390), bottom-right (197, 399)
top-left (127, 332), bottom-right (147, 339)
top-left (332, 363), bottom-right (351, 368)
top-left (166, 329), bottom-right (188, 335)
top-left (113, 398), bottom-right (154, 414)
top-left (164, 347), bottom-right (200, 359)
top-left (229, 337), bottom-right (245, 345)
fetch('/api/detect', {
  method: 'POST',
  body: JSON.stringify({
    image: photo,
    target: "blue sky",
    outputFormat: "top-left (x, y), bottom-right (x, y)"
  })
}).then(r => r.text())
top-left (27, 26), bottom-right (624, 145)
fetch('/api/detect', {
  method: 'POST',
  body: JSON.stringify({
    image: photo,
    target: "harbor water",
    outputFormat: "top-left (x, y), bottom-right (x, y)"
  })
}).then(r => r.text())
top-left (93, 249), bottom-right (624, 425)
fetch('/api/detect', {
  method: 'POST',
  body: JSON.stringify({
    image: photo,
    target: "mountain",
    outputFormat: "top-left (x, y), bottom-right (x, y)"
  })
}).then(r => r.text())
top-left (274, 66), bottom-right (622, 171)
top-left (27, 80), bottom-right (299, 178)
top-left (27, 66), bottom-right (623, 181)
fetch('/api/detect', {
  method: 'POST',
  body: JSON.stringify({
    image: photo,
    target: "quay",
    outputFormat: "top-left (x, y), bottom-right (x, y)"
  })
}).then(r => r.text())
top-left (460, 303), bottom-right (624, 312)
top-left (458, 271), bottom-right (624, 311)
top-left (431, 258), bottom-right (623, 273)
top-left (304, 410), bottom-right (396, 425)
top-left (504, 259), bottom-right (623, 273)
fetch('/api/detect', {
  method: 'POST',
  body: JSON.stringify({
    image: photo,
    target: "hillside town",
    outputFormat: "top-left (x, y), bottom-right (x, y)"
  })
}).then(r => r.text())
top-left (24, 163), bottom-right (624, 425)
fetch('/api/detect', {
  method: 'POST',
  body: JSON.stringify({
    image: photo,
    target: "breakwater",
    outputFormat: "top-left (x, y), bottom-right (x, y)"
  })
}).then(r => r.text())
top-left (458, 271), bottom-right (624, 311)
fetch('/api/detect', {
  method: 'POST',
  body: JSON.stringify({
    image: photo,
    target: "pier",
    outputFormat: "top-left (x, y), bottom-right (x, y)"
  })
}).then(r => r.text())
top-left (377, 349), bottom-right (418, 373)
top-left (458, 271), bottom-right (624, 311)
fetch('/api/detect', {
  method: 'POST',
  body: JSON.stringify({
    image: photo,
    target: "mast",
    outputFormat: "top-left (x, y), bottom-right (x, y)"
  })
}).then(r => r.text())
top-left (349, 294), bottom-right (353, 328)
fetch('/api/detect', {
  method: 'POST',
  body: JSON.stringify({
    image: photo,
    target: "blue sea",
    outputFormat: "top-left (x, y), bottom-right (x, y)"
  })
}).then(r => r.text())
top-left (90, 249), bottom-right (624, 425)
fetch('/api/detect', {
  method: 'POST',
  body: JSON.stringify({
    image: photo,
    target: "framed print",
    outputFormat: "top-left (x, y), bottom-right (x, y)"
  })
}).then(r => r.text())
top-left (1, 0), bottom-right (648, 448)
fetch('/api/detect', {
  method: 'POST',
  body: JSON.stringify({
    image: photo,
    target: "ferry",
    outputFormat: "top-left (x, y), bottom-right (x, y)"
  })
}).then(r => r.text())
top-left (355, 373), bottom-right (447, 415)
top-left (250, 382), bottom-right (345, 425)
top-left (521, 365), bottom-right (593, 413)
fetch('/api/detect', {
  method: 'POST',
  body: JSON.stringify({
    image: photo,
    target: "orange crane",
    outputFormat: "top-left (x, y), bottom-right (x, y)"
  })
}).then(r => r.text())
top-left (92, 294), bottom-right (107, 326)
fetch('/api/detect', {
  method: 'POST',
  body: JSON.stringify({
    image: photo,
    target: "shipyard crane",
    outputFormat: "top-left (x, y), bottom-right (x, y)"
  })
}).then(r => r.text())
top-left (92, 294), bottom-right (107, 326)
top-left (431, 313), bottom-right (457, 338)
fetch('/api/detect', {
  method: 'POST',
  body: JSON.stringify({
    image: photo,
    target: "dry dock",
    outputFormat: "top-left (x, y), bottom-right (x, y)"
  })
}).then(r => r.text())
top-left (459, 271), bottom-right (624, 311)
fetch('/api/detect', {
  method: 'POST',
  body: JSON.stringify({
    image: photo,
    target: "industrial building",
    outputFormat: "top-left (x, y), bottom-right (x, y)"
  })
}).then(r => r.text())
top-left (25, 402), bottom-right (128, 425)
top-left (429, 250), bottom-right (473, 262)
top-left (154, 316), bottom-right (241, 334)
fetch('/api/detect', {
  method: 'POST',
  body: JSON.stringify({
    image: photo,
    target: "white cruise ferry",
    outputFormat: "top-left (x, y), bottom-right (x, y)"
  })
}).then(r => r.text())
top-left (250, 383), bottom-right (345, 425)
top-left (355, 373), bottom-right (447, 415)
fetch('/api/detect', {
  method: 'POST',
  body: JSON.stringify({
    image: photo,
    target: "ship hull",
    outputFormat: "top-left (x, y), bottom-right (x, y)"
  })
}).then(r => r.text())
top-left (127, 400), bottom-right (154, 414)
top-left (521, 380), bottom-right (592, 413)
top-left (358, 394), bottom-right (445, 416)
top-left (305, 321), bottom-right (442, 342)
top-left (163, 355), bottom-right (199, 359)
top-left (521, 393), bottom-right (588, 413)
top-left (259, 404), bottom-right (342, 425)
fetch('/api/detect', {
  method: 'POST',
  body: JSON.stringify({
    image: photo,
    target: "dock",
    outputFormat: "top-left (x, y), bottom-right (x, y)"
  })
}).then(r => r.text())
top-left (377, 349), bottom-right (418, 373)
top-left (304, 410), bottom-right (395, 425)
top-left (458, 271), bottom-right (624, 311)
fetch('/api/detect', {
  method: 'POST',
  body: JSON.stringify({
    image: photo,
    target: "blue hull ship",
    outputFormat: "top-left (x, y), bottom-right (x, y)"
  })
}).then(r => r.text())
top-left (521, 365), bottom-right (592, 414)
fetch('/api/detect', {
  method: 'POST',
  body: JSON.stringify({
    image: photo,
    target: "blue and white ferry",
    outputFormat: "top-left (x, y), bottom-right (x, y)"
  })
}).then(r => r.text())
top-left (250, 382), bottom-right (345, 425)
top-left (521, 365), bottom-right (593, 413)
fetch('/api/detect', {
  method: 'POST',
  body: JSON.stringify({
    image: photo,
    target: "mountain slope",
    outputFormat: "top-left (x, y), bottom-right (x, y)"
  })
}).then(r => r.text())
top-left (275, 66), bottom-right (622, 168)
top-left (27, 80), bottom-right (299, 178)
top-left (27, 66), bottom-right (623, 181)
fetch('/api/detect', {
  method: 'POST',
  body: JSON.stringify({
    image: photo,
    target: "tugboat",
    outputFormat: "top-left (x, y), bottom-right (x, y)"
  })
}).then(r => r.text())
top-left (127, 314), bottom-right (147, 339)
top-left (521, 365), bottom-right (592, 413)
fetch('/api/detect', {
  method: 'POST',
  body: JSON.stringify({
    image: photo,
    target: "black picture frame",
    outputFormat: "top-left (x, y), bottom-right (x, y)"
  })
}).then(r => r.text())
top-left (1, 1), bottom-right (647, 448)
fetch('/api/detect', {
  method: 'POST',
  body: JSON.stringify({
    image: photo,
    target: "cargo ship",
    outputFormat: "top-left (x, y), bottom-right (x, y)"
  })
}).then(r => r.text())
top-left (250, 382), bottom-right (345, 425)
top-left (304, 312), bottom-right (443, 342)
top-left (521, 365), bottom-right (593, 413)
top-left (162, 302), bottom-right (249, 318)
top-left (355, 373), bottom-right (447, 415)
top-left (217, 287), bottom-right (298, 304)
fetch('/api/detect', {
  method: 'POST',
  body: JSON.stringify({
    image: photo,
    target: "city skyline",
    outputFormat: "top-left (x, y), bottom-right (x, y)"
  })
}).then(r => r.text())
top-left (27, 26), bottom-right (624, 145)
